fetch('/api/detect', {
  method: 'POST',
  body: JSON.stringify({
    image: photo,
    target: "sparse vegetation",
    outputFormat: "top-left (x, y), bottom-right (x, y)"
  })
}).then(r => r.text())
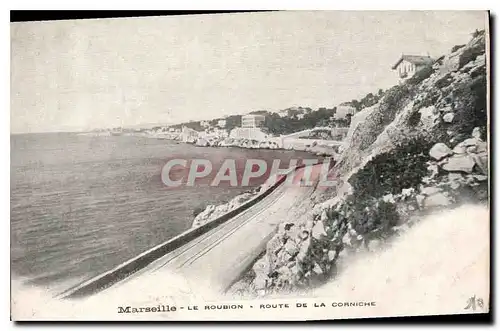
top-left (407, 110), bottom-right (422, 127)
top-left (435, 73), bottom-right (454, 89)
top-left (448, 75), bottom-right (487, 142)
top-left (414, 88), bottom-right (440, 109)
top-left (343, 89), bottom-right (385, 112)
top-left (407, 65), bottom-right (435, 85)
top-left (348, 138), bottom-right (436, 201)
top-left (346, 196), bottom-right (400, 235)
top-left (458, 32), bottom-right (485, 69)
top-left (234, 29), bottom-right (489, 297)
top-left (471, 29), bottom-right (485, 38)
top-left (451, 44), bottom-right (466, 53)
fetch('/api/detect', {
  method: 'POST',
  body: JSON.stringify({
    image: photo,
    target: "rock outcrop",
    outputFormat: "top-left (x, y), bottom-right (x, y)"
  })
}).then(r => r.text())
top-left (191, 135), bottom-right (339, 156)
top-left (191, 188), bottom-right (261, 228)
top-left (230, 30), bottom-right (488, 297)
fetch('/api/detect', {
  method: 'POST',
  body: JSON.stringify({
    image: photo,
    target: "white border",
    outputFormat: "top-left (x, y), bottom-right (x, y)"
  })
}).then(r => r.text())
top-left (2, 1), bottom-right (499, 10)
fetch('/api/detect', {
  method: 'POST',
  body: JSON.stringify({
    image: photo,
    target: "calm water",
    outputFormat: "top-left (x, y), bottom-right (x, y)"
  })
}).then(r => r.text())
top-left (10, 133), bottom-right (314, 290)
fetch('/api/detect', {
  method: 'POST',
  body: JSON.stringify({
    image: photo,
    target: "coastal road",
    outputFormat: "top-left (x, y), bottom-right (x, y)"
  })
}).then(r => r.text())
top-left (92, 164), bottom-right (324, 299)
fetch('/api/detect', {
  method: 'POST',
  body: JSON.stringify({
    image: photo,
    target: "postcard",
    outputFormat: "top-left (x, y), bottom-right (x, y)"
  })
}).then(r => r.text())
top-left (10, 10), bottom-right (490, 321)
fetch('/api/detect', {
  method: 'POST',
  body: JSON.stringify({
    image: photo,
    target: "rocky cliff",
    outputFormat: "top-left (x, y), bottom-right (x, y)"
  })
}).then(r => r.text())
top-left (231, 31), bottom-right (488, 297)
top-left (191, 188), bottom-right (261, 228)
top-left (194, 136), bottom-right (338, 156)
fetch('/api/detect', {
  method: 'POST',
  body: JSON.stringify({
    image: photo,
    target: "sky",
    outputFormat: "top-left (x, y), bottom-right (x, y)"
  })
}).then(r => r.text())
top-left (10, 11), bottom-right (487, 133)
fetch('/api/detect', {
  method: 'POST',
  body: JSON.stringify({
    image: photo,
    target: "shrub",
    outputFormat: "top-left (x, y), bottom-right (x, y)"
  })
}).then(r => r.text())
top-left (470, 64), bottom-right (486, 79)
top-left (411, 66), bottom-right (435, 85)
top-left (345, 138), bottom-right (438, 235)
top-left (458, 36), bottom-right (485, 69)
top-left (407, 65), bottom-right (435, 85)
top-left (414, 89), bottom-right (440, 109)
top-left (435, 73), bottom-right (454, 89)
top-left (451, 44), bottom-right (466, 53)
top-left (407, 110), bottom-right (422, 127)
top-left (348, 137), bottom-right (436, 201)
top-left (346, 197), bottom-right (400, 235)
top-left (449, 75), bottom-right (487, 141)
top-left (472, 29), bottom-right (485, 38)
top-left (434, 55), bottom-right (445, 66)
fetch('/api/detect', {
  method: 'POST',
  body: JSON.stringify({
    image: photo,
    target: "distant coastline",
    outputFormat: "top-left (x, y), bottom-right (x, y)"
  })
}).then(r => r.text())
top-left (76, 129), bottom-right (342, 159)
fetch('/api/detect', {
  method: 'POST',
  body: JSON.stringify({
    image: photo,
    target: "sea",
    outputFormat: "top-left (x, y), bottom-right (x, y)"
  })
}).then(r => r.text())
top-left (10, 133), bottom-right (315, 291)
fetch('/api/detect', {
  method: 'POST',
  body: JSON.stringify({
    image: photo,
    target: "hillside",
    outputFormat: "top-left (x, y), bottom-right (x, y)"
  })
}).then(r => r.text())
top-left (231, 30), bottom-right (489, 296)
top-left (168, 107), bottom-right (342, 136)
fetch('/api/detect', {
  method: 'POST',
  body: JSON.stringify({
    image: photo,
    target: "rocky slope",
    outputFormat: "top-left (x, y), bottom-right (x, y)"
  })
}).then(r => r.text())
top-left (191, 187), bottom-right (261, 228)
top-left (194, 136), bottom-right (338, 156)
top-left (230, 31), bottom-right (488, 297)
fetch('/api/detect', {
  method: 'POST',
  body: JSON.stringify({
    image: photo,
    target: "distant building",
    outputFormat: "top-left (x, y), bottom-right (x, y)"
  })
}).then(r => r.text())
top-left (181, 126), bottom-right (199, 142)
top-left (241, 114), bottom-right (265, 128)
top-left (200, 120), bottom-right (210, 128)
top-left (277, 110), bottom-right (288, 118)
top-left (230, 127), bottom-right (268, 141)
top-left (217, 119), bottom-right (226, 128)
top-left (200, 127), bottom-right (228, 139)
top-left (334, 104), bottom-right (356, 120)
top-left (391, 54), bottom-right (434, 81)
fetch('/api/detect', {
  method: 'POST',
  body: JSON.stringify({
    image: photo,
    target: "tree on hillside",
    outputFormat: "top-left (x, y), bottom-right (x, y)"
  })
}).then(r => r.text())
top-left (345, 113), bottom-right (353, 126)
top-left (249, 110), bottom-right (269, 115)
top-left (287, 108), bottom-right (302, 118)
top-left (345, 89), bottom-right (386, 112)
top-left (471, 29), bottom-right (484, 38)
top-left (224, 115), bottom-right (243, 131)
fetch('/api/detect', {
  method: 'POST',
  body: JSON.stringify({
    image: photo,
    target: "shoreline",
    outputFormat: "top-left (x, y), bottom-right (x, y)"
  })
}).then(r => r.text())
top-left (85, 131), bottom-right (343, 158)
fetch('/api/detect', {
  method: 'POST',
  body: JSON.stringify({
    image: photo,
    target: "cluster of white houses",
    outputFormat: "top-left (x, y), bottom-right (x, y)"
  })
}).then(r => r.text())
top-left (180, 114), bottom-right (268, 142)
top-left (229, 114), bottom-right (268, 140)
top-left (200, 119), bottom-right (227, 129)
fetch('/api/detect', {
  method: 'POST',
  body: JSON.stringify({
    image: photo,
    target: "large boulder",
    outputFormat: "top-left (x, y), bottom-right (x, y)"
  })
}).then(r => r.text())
top-left (443, 113), bottom-right (455, 123)
top-left (429, 143), bottom-right (453, 161)
top-left (441, 155), bottom-right (475, 173)
top-left (421, 186), bottom-right (442, 196)
top-left (311, 220), bottom-right (328, 240)
top-left (471, 152), bottom-right (488, 175)
top-left (424, 192), bottom-right (453, 208)
top-left (472, 127), bottom-right (482, 139)
top-left (419, 105), bottom-right (440, 128)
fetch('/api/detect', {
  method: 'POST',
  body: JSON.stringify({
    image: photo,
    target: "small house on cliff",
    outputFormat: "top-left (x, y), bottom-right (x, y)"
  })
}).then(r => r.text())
top-left (392, 54), bottom-right (434, 81)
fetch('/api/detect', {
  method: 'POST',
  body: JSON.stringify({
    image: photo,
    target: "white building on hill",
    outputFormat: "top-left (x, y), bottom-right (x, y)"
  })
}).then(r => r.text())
top-left (241, 114), bottom-right (265, 128)
top-left (229, 127), bottom-right (268, 141)
top-left (391, 54), bottom-right (434, 81)
top-left (181, 126), bottom-right (199, 142)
